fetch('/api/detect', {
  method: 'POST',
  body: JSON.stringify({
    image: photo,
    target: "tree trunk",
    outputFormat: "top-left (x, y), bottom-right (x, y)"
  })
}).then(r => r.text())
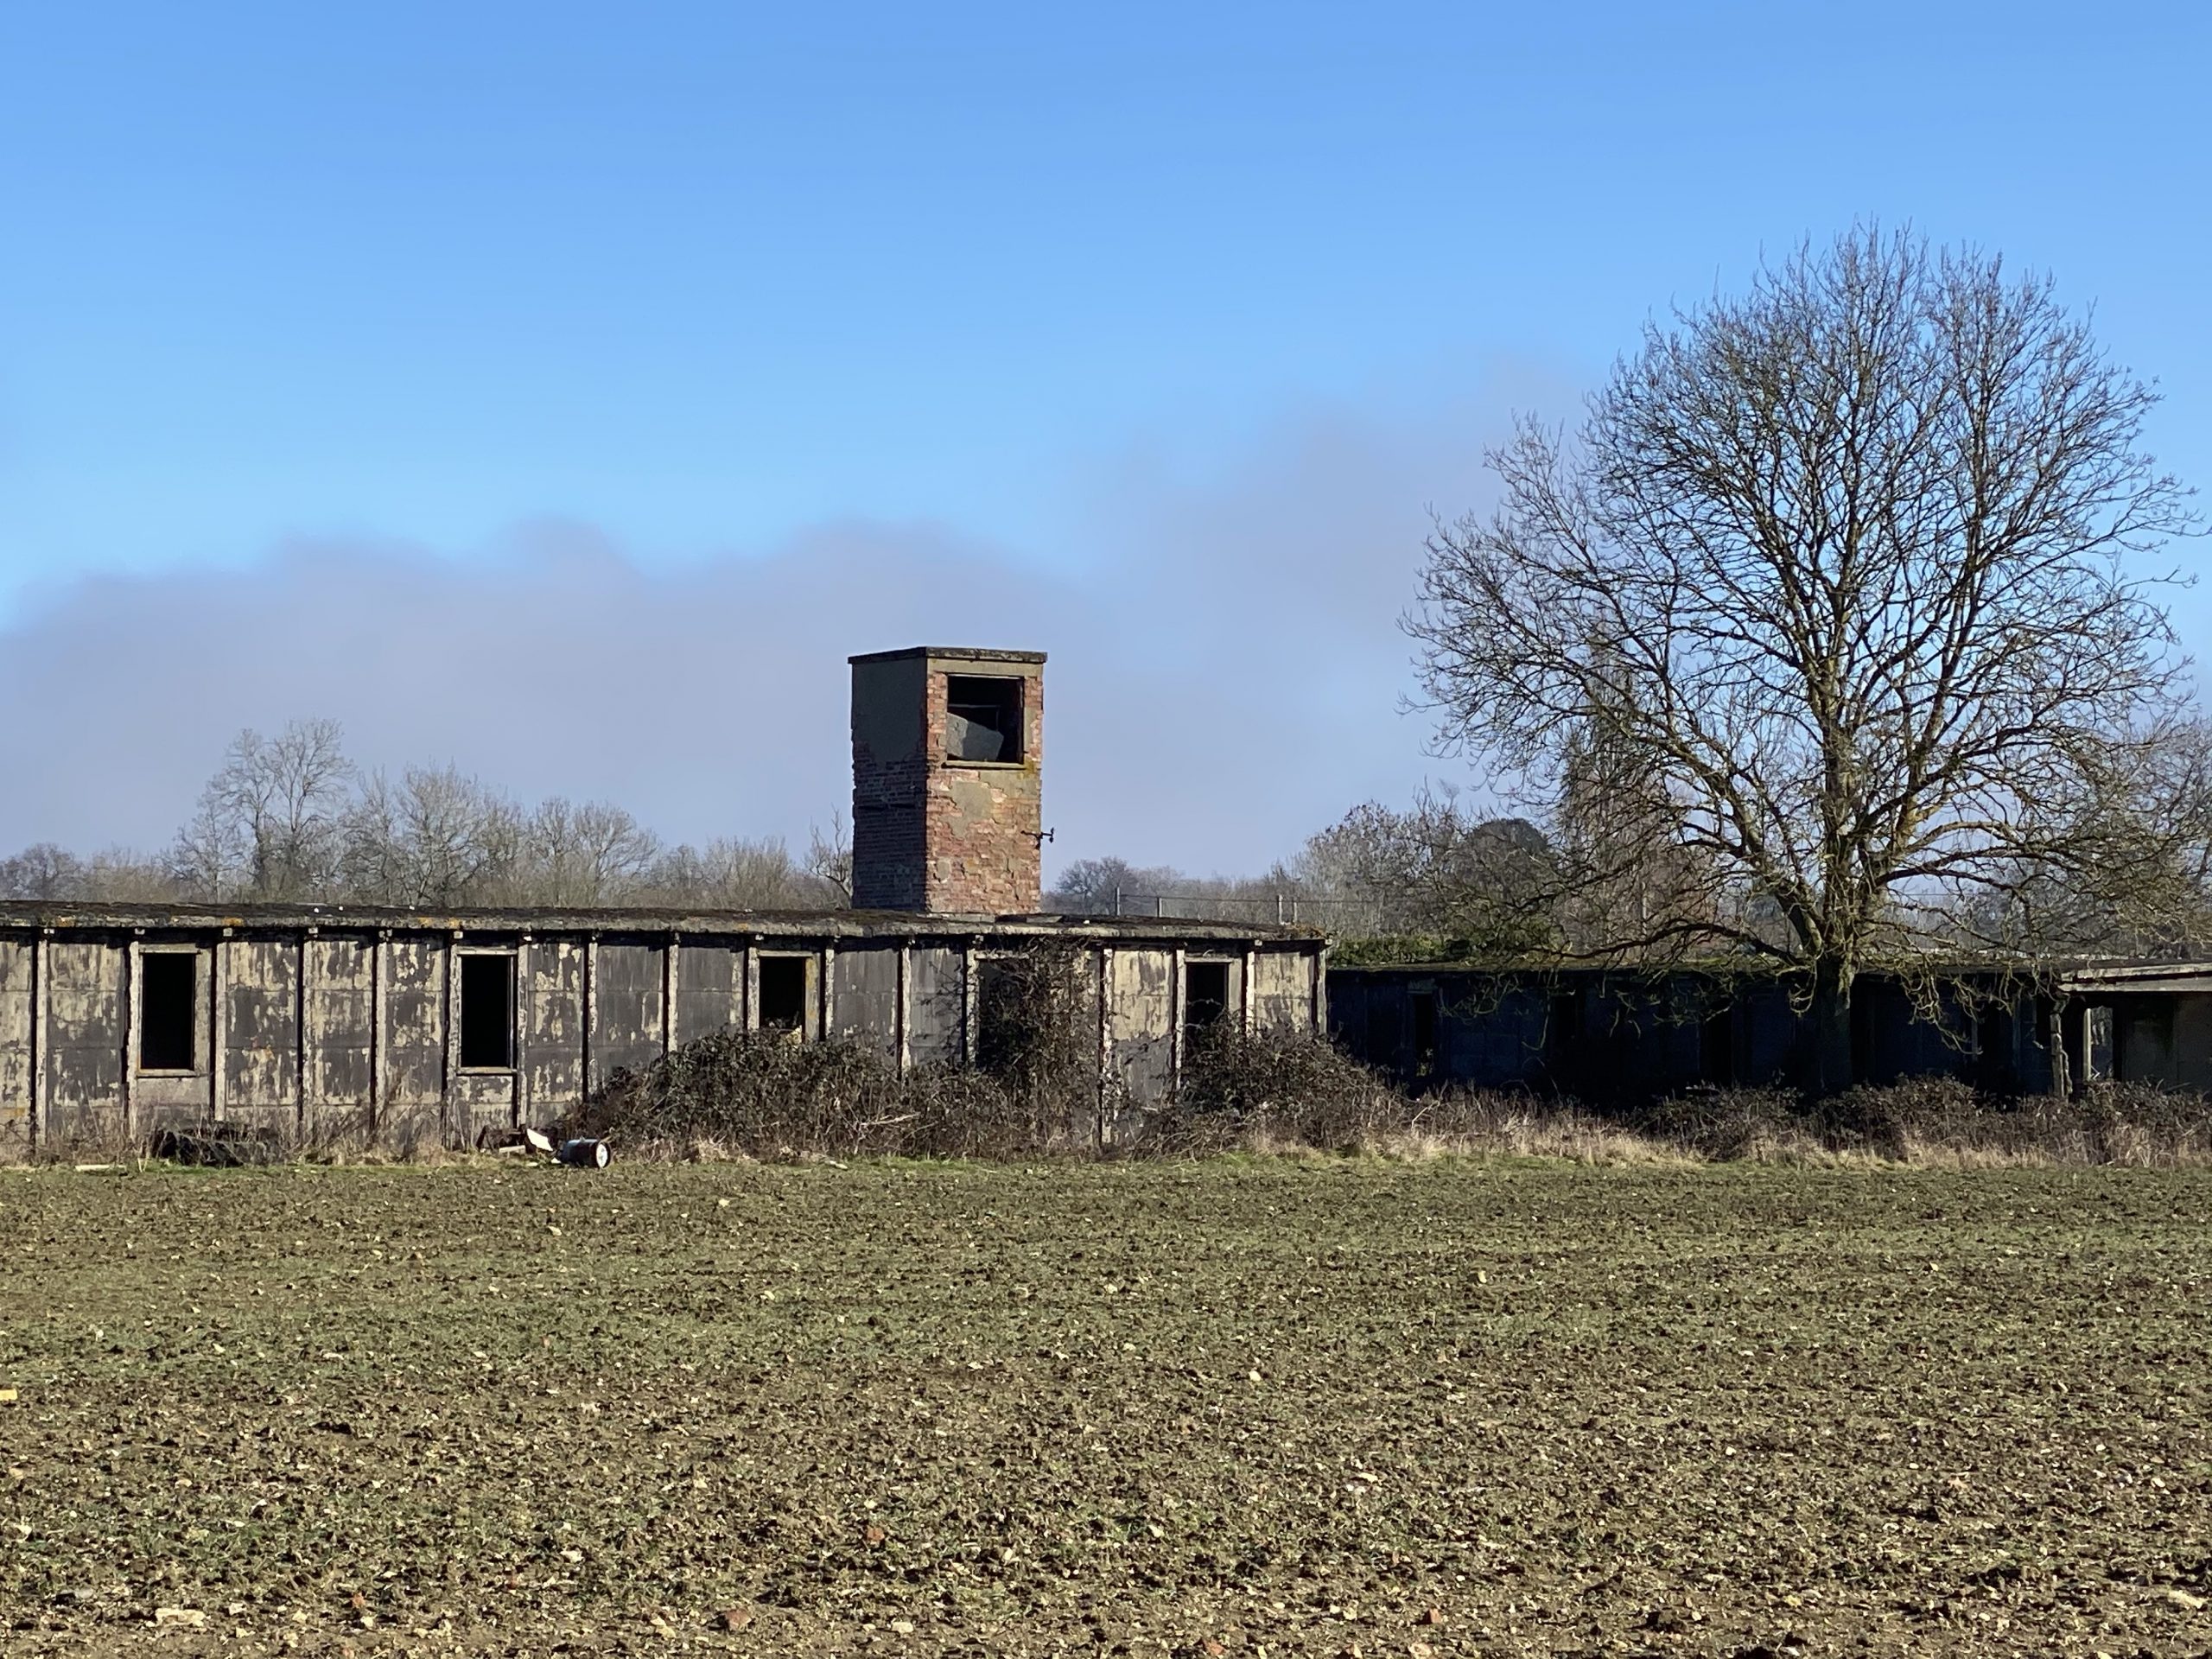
top-left (1808, 957), bottom-right (1854, 1096)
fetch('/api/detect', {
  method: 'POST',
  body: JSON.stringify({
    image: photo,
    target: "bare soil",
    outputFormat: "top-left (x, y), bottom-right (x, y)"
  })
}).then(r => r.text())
top-left (2, 1159), bottom-right (2208, 1656)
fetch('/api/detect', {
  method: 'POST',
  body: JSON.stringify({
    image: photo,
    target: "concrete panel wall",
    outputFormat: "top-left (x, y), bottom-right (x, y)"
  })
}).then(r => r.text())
top-left (675, 944), bottom-right (739, 1046)
top-left (0, 918), bottom-right (1321, 1154)
top-left (384, 938), bottom-right (447, 1115)
top-left (2121, 1003), bottom-right (2176, 1087)
top-left (1251, 951), bottom-right (1311, 1033)
top-left (523, 941), bottom-right (586, 1114)
top-left (46, 942), bottom-right (125, 1142)
top-left (306, 938), bottom-right (374, 1122)
top-left (0, 941), bottom-right (30, 1153)
top-left (1444, 983), bottom-right (1548, 1088)
top-left (2174, 997), bottom-right (2212, 1091)
top-left (223, 939), bottom-right (300, 1127)
top-left (834, 946), bottom-right (899, 1058)
top-left (1108, 947), bottom-right (1173, 1106)
top-left (592, 942), bottom-right (665, 1081)
top-left (907, 946), bottom-right (966, 1065)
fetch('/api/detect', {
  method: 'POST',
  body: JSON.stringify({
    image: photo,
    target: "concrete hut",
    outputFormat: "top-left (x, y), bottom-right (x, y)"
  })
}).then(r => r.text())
top-left (0, 647), bottom-right (1326, 1157)
top-left (1327, 958), bottom-right (2212, 1101)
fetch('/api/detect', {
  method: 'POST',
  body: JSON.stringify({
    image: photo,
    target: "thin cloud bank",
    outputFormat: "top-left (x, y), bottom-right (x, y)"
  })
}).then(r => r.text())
top-left (0, 393), bottom-right (1531, 877)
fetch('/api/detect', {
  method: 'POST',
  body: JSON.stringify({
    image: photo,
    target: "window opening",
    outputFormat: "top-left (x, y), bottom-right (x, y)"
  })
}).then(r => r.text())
top-left (945, 675), bottom-right (1023, 763)
top-left (1184, 960), bottom-right (1230, 1041)
top-left (759, 956), bottom-right (809, 1033)
top-left (138, 952), bottom-right (197, 1071)
top-left (459, 953), bottom-right (515, 1070)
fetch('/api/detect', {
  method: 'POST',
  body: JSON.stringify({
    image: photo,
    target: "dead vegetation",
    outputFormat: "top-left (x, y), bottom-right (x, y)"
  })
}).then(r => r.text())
top-left (558, 1008), bottom-right (2212, 1167)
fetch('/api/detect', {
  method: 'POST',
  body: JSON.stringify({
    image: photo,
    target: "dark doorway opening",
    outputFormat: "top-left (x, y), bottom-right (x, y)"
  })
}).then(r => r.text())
top-left (459, 954), bottom-right (515, 1069)
top-left (138, 952), bottom-right (197, 1071)
top-left (945, 675), bottom-right (1024, 763)
top-left (759, 956), bottom-right (809, 1033)
top-left (1700, 1001), bottom-right (1734, 1085)
top-left (1184, 960), bottom-right (1230, 1041)
top-left (1412, 989), bottom-right (1440, 1080)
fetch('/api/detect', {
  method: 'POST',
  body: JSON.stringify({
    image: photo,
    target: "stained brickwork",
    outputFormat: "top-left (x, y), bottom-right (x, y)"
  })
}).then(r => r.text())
top-left (851, 647), bottom-right (1045, 915)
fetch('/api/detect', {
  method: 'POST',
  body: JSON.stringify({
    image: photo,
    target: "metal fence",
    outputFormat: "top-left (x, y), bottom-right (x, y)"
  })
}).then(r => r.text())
top-left (1093, 890), bottom-right (1389, 928)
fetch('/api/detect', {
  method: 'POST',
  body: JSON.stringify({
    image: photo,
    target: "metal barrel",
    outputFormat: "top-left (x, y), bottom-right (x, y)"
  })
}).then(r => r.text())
top-left (558, 1138), bottom-right (611, 1169)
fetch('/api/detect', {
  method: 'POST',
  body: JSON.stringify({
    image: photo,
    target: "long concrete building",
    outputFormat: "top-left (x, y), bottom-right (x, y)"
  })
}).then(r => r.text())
top-left (0, 647), bottom-right (1326, 1156)
top-left (1329, 958), bottom-right (2212, 1100)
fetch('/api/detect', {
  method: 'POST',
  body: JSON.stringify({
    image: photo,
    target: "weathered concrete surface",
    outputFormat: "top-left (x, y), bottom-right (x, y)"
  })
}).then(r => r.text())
top-left (592, 943), bottom-right (664, 1084)
top-left (46, 942), bottom-right (124, 1145)
top-left (1108, 947), bottom-right (1173, 1113)
top-left (675, 944), bottom-right (737, 1047)
top-left (1251, 950), bottom-right (1311, 1033)
top-left (307, 937), bottom-right (374, 1128)
top-left (523, 941), bottom-right (586, 1116)
top-left (0, 904), bottom-right (1325, 1155)
top-left (832, 946), bottom-right (899, 1057)
top-left (0, 940), bottom-right (30, 1154)
top-left (224, 938), bottom-right (298, 1126)
top-left (385, 939), bottom-right (446, 1120)
top-left (907, 945), bottom-right (965, 1066)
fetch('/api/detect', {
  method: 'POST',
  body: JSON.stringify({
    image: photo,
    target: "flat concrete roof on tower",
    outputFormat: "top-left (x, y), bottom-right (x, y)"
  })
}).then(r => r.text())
top-left (847, 646), bottom-right (1047, 665)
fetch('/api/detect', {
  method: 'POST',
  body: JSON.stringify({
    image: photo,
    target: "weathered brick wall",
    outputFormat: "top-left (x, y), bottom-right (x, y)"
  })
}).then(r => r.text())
top-left (918, 665), bottom-right (1041, 915)
top-left (852, 649), bottom-right (1043, 916)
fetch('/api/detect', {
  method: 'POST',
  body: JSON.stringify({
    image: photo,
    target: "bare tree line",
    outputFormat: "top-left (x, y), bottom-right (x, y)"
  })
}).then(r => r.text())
top-left (1, 718), bottom-right (852, 910)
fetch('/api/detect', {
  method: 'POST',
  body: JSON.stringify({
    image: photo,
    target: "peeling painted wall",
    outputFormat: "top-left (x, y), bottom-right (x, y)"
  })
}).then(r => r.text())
top-left (0, 942), bottom-right (30, 1154)
top-left (675, 945), bottom-right (739, 1047)
top-left (308, 938), bottom-right (374, 1127)
top-left (523, 942), bottom-right (586, 1116)
top-left (907, 946), bottom-right (966, 1066)
top-left (1108, 948), bottom-right (1174, 1107)
top-left (0, 914), bottom-right (1321, 1155)
top-left (832, 947), bottom-right (899, 1058)
top-left (47, 943), bottom-right (124, 1144)
top-left (224, 939), bottom-right (299, 1124)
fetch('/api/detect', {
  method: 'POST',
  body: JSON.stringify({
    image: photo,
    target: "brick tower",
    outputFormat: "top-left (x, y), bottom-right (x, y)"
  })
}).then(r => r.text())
top-left (849, 647), bottom-right (1046, 914)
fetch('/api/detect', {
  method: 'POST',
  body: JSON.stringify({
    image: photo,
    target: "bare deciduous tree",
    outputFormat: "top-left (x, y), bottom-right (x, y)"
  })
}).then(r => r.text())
top-left (1408, 226), bottom-right (2197, 1091)
top-left (640, 836), bottom-right (841, 909)
top-left (524, 798), bottom-right (662, 906)
top-left (343, 766), bottom-right (522, 907)
top-left (175, 719), bottom-right (353, 899)
top-left (0, 843), bottom-right (87, 900)
top-left (806, 813), bottom-right (853, 906)
top-left (1299, 788), bottom-right (1558, 950)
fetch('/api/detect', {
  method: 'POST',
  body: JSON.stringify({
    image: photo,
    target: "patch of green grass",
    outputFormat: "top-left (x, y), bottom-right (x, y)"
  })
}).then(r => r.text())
top-left (2, 1160), bottom-right (2209, 1656)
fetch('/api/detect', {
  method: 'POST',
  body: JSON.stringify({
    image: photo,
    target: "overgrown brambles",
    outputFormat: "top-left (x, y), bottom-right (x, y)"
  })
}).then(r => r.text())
top-left (566, 1031), bottom-right (1045, 1160)
top-left (1153, 1026), bottom-right (1400, 1153)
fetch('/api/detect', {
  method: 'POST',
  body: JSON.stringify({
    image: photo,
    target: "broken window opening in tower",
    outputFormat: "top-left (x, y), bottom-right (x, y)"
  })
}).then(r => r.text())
top-left (945, 676), bottom-right (1023, 764)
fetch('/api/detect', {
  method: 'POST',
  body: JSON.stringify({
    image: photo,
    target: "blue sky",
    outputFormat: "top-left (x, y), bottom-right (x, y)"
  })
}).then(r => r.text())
top-left (2, 3), bottom-right (2209, 870)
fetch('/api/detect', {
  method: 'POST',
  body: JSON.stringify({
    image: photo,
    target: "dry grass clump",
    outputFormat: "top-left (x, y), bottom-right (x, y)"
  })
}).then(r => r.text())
top-left (1645, 1077), bottom-right (2212, 1167)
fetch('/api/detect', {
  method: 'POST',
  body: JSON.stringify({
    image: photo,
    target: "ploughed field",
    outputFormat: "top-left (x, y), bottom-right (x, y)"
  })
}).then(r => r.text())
top-left (3, 1161), bottom-right (2209, 1657)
